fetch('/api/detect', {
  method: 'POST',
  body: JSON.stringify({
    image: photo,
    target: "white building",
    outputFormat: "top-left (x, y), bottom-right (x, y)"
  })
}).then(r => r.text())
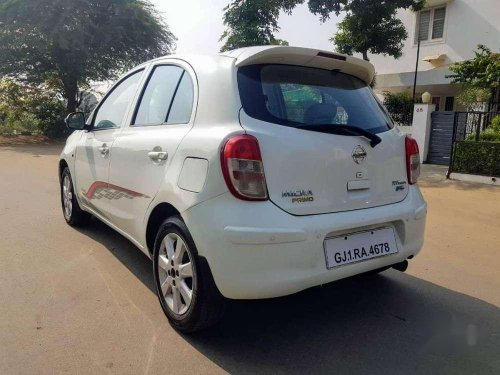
top-left (370, 0), bottom-right (500, 111)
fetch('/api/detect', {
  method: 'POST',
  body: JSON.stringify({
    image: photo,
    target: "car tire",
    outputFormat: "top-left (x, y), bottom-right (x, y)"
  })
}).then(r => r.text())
top-left (60, 167), bottom-right (91, 226)
top-left (153, 216), bottom-right (226, 333)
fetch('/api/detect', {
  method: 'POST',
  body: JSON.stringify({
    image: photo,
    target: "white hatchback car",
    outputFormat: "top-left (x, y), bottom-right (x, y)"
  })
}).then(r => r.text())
top-left (60, 46), bottom-right (426, 332)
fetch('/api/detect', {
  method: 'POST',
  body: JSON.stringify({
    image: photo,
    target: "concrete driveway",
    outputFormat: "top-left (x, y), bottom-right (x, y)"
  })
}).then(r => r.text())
top-left (1, 143), bottom-right (499, 374)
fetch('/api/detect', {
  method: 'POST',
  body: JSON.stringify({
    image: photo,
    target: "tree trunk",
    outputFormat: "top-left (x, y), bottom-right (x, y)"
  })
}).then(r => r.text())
top-left (64, 82), bottom-right (79, 115)
top-left (362, 50), bottom-right (369, 61)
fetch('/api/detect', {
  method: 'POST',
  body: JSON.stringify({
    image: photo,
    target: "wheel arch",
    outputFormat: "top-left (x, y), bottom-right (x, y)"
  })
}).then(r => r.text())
top-left (145, 202), bottom-right (182, 255)
top-left (58, 159), bottom-right (69, 183)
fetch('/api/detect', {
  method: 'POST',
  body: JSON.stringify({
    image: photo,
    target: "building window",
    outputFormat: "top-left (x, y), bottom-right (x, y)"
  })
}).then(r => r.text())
top-left (445, 96), bottom-right (455, 111)
top-left (416, 6), bottom-right (446, 43)
top-left (432, 7), bottom-right (446, 39)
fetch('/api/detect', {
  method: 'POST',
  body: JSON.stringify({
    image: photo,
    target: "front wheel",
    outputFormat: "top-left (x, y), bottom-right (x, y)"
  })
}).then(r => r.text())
top-left (60, 167), bottom-right (91, 226)
top-left (153, 216), bottom-right (225, 333)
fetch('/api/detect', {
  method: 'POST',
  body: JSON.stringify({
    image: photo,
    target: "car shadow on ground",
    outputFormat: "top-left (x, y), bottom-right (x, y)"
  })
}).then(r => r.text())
top-left (78, 219), bottom-right (500, 375)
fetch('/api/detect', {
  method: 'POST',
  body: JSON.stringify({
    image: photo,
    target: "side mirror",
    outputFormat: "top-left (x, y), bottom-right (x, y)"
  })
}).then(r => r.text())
top-left (65, 112), bottom-right (86, 130)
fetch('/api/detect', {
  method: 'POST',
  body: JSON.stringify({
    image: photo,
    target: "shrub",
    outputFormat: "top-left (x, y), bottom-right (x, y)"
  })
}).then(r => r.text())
top-left (383, 91), bottom-right (413, 126)
top-left (465, 131), bottom-right (500, 142)
top-left (0, 111), bottom-right (40, 135)
top-left (464, 115), bottom-right (500, 142)
top-left (33, 99), bottom-right (68, 138)
top-left (490, 115), bottom-right (500, 133)
top-left (456, 87), bottom-right (491, 111)
top-left (452, 141), bottom-right (500, 177)
top-left (0, 79), bottom-right (68, 138)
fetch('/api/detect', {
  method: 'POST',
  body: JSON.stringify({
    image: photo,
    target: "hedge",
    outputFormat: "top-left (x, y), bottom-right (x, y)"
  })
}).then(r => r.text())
top-left (452, 141), bottom-right (500, 177)
top-left (465, 131), bottom-right (500, 142)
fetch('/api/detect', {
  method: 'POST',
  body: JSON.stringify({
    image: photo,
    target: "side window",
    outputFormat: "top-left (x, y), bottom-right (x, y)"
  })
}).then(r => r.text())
top-left (134, 65), bottom-right (193, 126)
top-left (93, 71), bottom-right (142, 130)
top-left (167, 73), bottom-right (194, 124)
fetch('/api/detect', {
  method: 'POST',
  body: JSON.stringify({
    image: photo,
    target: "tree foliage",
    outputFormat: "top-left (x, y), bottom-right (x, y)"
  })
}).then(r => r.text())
top-left (220, 0), bottom-right (295, 52)
top-left (0, 79), bottom-right (67, 137)
top-left (456, 87), bottom-right (491, 111)
top-left (448, 45), bottom-right (500, 90)
top-left (220, 0), bottom-right (351, 51)
top-left (220, 0), bottom-right (423, 60)
top-left (331, 0), bottom-right (424, 61)
top-left (0, 0), bottom-right (175, 113)
top-left (382, 91), bottom-right (413, 126)
top-left (448, 45), bottom-right (500, 111)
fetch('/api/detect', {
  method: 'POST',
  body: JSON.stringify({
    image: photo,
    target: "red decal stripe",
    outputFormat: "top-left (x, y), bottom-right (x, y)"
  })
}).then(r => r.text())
top-left (85, 181), bottom-right (144, 199)
top-left (85, 181), bottom-right (108, 199)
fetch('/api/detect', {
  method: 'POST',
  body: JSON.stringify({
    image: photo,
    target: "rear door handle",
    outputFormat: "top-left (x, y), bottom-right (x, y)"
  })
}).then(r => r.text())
top-left (98, 143), bottom-right (109, 157)
top-left (148, 151), bottom-right (168, 162)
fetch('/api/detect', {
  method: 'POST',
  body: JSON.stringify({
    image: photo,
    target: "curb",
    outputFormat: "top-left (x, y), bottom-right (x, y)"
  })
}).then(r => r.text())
top-left (449, 173), bottom-right (499, 186)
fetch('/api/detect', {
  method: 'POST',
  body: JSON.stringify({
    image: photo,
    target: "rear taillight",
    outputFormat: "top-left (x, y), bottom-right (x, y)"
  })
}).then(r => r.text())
top-left (405, 136), bottom-right (420, 184)
top-left (221, 134), bottom-right (268, 201)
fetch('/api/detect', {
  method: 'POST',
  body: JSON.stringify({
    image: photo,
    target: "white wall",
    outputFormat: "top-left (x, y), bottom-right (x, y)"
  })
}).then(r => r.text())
top-left (369, 0), bottom-right (500, 75)
top-left (411, 104), bottom-right (436, 163)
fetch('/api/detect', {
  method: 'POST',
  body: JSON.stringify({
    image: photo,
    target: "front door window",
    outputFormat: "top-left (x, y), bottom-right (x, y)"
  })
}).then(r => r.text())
top-left (93, 71), bottom-right (143, 130)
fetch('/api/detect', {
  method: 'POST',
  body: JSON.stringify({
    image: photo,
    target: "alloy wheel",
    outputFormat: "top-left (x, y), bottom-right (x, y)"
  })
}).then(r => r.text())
top-left (62, 175), bottom-right (73, 220)
top-left (157, 233), bottom-right (195, 315)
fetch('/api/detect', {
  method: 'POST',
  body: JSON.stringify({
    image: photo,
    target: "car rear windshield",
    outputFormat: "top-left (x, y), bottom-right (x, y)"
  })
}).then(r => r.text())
top-left (237, 64), bottom-right (393, 134)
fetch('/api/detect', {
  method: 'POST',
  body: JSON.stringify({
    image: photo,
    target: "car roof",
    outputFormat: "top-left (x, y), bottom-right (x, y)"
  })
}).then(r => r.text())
top-left (125, 46), bottom-right (375, 126)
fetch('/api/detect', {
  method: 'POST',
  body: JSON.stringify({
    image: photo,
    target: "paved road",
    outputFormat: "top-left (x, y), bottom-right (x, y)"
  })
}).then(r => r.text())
top-left (1, 143), bottom-right (499, 374)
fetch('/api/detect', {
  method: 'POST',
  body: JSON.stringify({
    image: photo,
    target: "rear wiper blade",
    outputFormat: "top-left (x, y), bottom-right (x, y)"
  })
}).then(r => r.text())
top-left (333, 125), bottom-right (382, 148)
top-left (296, 124), bottom-right (382, 148)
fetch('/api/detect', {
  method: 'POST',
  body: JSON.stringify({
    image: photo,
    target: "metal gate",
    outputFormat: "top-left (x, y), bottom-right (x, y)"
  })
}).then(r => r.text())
top-left (427, 111), bottom-right (456, 165)
top-left (447, 111), bottom-right (500, 177)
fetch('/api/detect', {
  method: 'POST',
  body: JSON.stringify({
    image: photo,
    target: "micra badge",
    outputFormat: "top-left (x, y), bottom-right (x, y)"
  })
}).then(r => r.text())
top-left (282, 189), bottom-right (314, 203)
top-left (392, 180), bottom-right (407, 191)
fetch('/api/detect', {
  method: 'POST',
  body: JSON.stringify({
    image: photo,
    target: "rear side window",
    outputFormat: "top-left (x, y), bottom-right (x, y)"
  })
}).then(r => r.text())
top-left (134, 65), bottom-right (194, 126)
top-left (167, 73), bottom-right (194, 124)
top-left (237, 64), bottom-right (392, 134)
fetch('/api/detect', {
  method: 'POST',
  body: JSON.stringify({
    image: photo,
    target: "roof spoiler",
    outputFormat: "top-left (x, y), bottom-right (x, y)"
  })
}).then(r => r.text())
top-left (227, 46), bottom-right (375, 84)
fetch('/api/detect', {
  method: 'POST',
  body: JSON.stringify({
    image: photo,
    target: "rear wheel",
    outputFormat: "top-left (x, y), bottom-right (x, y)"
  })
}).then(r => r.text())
top-left (153, 216), bottom-right (225, 333)
top-left (60, 167), bottom-right (91, 226)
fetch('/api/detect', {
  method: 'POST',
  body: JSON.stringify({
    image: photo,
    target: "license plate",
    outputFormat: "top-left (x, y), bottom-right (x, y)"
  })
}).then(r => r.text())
top-left (323, 227), bottom-right (398, 269)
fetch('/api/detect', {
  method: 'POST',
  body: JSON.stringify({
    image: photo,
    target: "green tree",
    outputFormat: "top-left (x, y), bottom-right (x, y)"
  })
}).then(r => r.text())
top-left (220, 0), bottom-right (294, 52)
top-left (448, 45), bottom-right (500, 90)
top-left (331, 0), bottom-right (424, 61)
top-left (0, 0), bottom-right (175, 114)
top-left (220, 0), bottom-right (422, 60)
top-left (448, 45), bottom-right (500, 111)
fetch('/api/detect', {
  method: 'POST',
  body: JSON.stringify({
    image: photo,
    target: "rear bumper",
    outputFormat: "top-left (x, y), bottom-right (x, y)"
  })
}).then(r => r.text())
top-left (182, 186), bottom-right (427, 299)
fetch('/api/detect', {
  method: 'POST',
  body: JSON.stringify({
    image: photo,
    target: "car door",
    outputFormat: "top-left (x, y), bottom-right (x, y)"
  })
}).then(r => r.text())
top-left (107, 62), bottom-right (196, 242)
top-left (74, 69), bottom-right (144, 219)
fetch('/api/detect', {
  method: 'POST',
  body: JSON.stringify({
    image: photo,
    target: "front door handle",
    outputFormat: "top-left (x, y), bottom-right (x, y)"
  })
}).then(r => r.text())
top-left (98, 143), bottom-right (109, 157)
top-left (148, 150), bottom-right (168, 162)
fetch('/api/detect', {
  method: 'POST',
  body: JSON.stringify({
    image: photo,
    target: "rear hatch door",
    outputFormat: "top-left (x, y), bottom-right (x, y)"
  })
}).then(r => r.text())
top-left (237, 63), bottom-right (409, 216)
